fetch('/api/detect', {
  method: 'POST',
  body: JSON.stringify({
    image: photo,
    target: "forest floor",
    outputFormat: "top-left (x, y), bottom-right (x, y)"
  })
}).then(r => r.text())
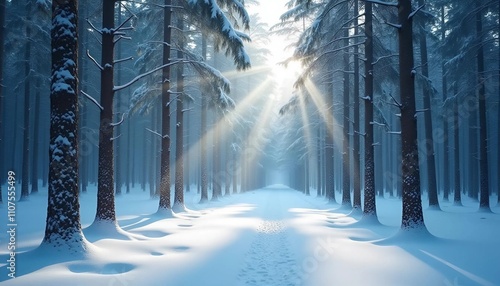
top-left (0, 184), bottom-right (499, 285)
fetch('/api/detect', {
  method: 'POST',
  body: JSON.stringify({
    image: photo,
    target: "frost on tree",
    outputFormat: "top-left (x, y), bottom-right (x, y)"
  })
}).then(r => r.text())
top-left (42, 0), bottom-right (86, 252)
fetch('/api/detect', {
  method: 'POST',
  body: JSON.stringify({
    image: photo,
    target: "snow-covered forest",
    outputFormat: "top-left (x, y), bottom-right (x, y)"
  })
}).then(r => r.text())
top-left (0, 0), bottom-right (499, 285)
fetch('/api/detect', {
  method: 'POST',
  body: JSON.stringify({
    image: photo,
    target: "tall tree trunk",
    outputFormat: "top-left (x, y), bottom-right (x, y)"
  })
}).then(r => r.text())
top-left (43, 0), bottom-right (85, 249)
top-left (317, 125), bottom-right (322, 197)
top-left (200, 35), bottom-right (209, 202)
top-left (158, 0), bottom-right (173, 211)
top-left (476, 2), bottom-right (490, 211)
top-left (185, 99), bottom-right (190, 193)
top-left (325, 58), bottom-right (336, 203)
top-left (95, 0), bottom-right (116, 222)
top-left (212, 109), bottom-right (222, 200)
top-left (498, 0), bottom-right (500, 205)
top-left (173, 14), bottom-right (185, 210)
top-left (441, 5), bottom-right (450, 202)
top-left (21, 7), bottom-right (32, 201)
top-left (362, 1), bottom-right (377, 219)
top-left (418, 0), bottom-right (438, 209)
top-left (341, 2), bottom-right (351, 207)
top-left (398, 0), bottom-right (425, 230)
top-left (115, 4), bottom-right (122, 196)
top-left (352, 0), bottom-right (361, 210)
top-left (0, 0), bottom-right (5, 202)
top-left (31, 72), bottom-right (41, 194)
top-left (453, 94), bottom-right (462, 205)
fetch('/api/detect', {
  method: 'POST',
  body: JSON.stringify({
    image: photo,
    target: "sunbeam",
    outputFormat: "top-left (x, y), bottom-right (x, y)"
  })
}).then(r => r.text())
top-left (302, 77), bottom-right (343, 150)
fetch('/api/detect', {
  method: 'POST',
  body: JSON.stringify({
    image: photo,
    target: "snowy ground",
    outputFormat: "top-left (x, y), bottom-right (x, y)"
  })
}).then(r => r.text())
top-left (0, 184), bottom-right (499, 286)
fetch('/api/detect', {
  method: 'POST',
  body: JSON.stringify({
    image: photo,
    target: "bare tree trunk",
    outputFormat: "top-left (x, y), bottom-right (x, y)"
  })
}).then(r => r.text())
top-left (417, 0), bottom-right (438, 209)
top-left (95, 0), bottom-right (116, 222)
top-left (31, 71), bottom-right (41, 194)
top-left (362, 1), bottom-right (377, 219)
top-left (326, 59), bottom-right (336, 203)
top-left (158, 0), bottom-right (173, 211)
top-left (476, 2), bottom-right (490, 211)
top-left (0, 0), bottom-right (5, 202)
top-left (441, 5), bottom-right (450, 202)
top-left (200, 35), bottom-right (209, 202)
top-left (173, 14), bottom-right (185, 209)
top-left (21, 7), bottom-right (32, 201)
top-left (398, 0), bottom-right (425, 229)
top-left (352, 0), bottom-right (361, 210)
top-left (453, 91), bottom-right (462, 205)
top-left (115, 4), bottom-right (122, 196)
top-left (341, 1), bottom-right (351, 207)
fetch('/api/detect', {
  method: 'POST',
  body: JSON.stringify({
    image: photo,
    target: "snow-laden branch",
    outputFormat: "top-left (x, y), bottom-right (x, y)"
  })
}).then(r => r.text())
top-left (370, 121), bottom-right (386, 127)
top-left (389, 93), bottom-right (402, 108)
top-left (87, 50), bottom-right (103, 71)
top-left (409, 4), bottom-right (426, 20)
top-left (372, 54), bottom-right (399, 66)
top-left (110, 113), bottom-right (126, 127)
top-left (81, 90), bottom-right (103, 110)
top-left (385, 22), bottom-right (402, 29)
top-left (110, 134), bottom-right (122, 141)
top-left (182, 108), bottom-right (194, 113)
top-left (146, 128), bottom-right (170, 139)
top-left (113, 14), bottom-right (135, 34)
top-left (114, 56), bottom-right (133, 65)
top-left (364, 0), bottom-right (398, 7)
top-left (86, 19), bottom-right (102, 34)
top-left (114, 35), bottom-right (132, 45)
top-left (387, 131), bottom-right (401, 135)
top-left (114, 60), bottom-right (184, 92)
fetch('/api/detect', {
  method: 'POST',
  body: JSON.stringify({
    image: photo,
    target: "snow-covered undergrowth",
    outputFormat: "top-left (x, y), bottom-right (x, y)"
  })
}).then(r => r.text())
top-left (0, 184), bottom-right (499, 286)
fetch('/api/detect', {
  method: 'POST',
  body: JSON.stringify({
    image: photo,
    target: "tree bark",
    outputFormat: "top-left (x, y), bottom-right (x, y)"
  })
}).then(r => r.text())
top-left (21, 7), bottom-right (32, 200)
top-left (398, 0), bottom-right (425, 229)
top-left (325, 58), bottom-right (336, 203)
top-left (362, 1), bottom-right (377, 218)
top-left (476, 1), bottom-right (490, 211)
top-left (158, 0), bottom-right (173, 211)
top-left (453, 95), bottom-right (462, 205)
top-left (441, 5), bottom-right (450, 202)
top-left (173, 14), bottom-right (185, 209)
top-left (43, 0), bottom-right (85, 249)
top-left (417, 0), bottom-right (438, 209)
top-left (352, 0), bottom-right (361, 210)
top-left (95, 0), bottom-right (116, 222)
top-left (341, 1), bottom-right (351, 207)
top-left (200, 34), bottom-right (209, 202)
top-left (0, 0), bottom-right (5, 202)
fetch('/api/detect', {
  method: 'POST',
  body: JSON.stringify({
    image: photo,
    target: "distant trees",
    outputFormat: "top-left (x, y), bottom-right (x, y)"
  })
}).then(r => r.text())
top-left (277, 0), bottom-right (499, 230)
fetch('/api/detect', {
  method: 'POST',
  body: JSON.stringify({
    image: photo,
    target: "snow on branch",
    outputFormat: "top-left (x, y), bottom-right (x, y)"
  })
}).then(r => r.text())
top-left (114, 60), bottom-right (184, 92)
top-left (146, 128), bottom-right (169, 139)
top-left (114, 56), bottom-right (133, 65)
top-left (364, 0), bottom-right (398, 7)
top-left (409, 4), bottom-right (426, 20)
top-left (86, 19), bottom-right (102, 34)
top-left (81, 90), bottom-right (103, 110)
top-left (87, 50), bottom-right (103, 70)
top-left (385, 21), bottom-right (402, 29)
top-left (113, 14), bottom-right (135, 34)
top-left (388, 93), bottom-right (402, 108)
top-left (372, 54), bottom-right (399, 66)
top-left (110, 113), bottom-right (126, 127)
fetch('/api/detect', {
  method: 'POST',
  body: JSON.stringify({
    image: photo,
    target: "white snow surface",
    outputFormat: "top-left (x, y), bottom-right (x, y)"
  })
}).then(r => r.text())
top-left (0, 184), bottom-right (499, 286)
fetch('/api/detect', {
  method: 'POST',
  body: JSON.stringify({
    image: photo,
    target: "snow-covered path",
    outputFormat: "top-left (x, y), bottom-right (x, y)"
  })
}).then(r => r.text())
top-left (1, 184), bottom-right (499, 286)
